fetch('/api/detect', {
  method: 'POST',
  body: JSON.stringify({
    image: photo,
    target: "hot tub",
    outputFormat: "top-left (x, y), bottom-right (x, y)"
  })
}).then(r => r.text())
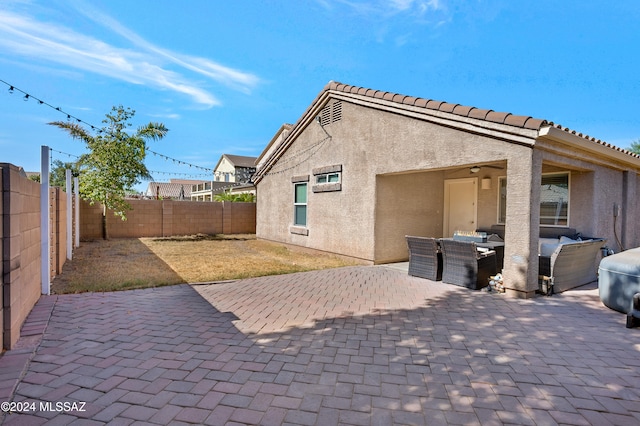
top-left (598, 248), bottom-right (640, 313)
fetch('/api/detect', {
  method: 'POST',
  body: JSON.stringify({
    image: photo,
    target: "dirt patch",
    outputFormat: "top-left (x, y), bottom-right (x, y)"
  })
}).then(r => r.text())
top-left (51, 234), bottom-right (361, 294)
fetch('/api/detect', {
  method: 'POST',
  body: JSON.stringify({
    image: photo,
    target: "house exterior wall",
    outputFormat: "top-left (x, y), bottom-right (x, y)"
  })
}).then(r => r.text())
top-left (257, 102), bottom-right (377, 260)
top-left (257, 100), bottom-right (536, 266)
top-left (374, 172), bottom-right (444, 262)
top-left (535, 139), bottom-right (640, 252)
top-left (215, 157), bottom-right (236, 182)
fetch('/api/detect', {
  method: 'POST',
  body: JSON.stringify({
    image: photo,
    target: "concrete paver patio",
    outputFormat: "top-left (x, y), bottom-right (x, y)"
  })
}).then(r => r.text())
top-left (1, 265), bottom-right (639, 425)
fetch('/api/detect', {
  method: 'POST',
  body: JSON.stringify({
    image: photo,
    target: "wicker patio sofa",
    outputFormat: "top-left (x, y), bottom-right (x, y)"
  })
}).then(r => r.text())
top-left (405, 236), bottom-right (442, 281)
top-left (440, 239), bottom-right (497, 290)
top-left (478, 225), bottom-right (606, 294)
top-left (539, 237), bottom-right (607, 294)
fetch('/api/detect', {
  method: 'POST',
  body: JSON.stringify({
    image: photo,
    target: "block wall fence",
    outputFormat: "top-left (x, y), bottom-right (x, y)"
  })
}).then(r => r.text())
top-left (79, 199), bottom-right (256, 239)
top-left (2, 162), bottom-right (256, 350)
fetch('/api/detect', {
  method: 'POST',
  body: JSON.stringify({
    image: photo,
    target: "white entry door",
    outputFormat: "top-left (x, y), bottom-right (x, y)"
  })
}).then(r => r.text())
top-left (443, 178), bottom-right (478, 237)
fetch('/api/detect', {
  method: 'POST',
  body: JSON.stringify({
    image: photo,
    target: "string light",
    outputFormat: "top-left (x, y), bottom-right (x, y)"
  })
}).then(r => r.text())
top-left (1, 78), bottom-right (97, 130)
top-left (260, 135), bottom-right (331, 177)
top-left (50, 148), bottom-right (80, 159)
top-left (1, 79), bottom-right (219, 171)
top-left (2, 78), bottom-right (265, 183)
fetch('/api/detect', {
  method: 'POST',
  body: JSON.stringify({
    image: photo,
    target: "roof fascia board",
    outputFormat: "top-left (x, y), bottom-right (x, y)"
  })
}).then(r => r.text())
top-left (256, 124), bottom-right (292, 165)
top-left (538, 126), bottom-right (640, 169)
top-left (254, 92), bottom-right (332, 183)
top-left (213, 155), bottom-right (226, 172)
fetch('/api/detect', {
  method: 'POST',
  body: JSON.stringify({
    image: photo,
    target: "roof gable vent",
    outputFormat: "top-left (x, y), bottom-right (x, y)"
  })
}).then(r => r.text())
top-left (319, 101), bottom-right (342, 126)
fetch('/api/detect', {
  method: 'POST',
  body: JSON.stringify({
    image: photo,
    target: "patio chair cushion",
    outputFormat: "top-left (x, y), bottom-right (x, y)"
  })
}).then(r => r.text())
top-left (540, 240), bottom-right (560, 257)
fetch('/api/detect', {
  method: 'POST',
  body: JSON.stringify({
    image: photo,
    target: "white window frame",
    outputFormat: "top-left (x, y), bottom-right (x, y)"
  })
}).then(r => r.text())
top-left (315, 172), bottom-right (341, 184)
top-left (293, 182), bottom-right (308, 227)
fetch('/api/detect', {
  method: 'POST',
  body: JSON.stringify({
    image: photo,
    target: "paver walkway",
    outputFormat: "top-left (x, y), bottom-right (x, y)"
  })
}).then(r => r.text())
top-left (1, 265), bottom-right (639, 425)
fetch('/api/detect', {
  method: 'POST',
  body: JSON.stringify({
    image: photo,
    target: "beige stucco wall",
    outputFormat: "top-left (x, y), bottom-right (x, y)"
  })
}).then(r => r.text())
top-left (257, 100), bottom-right (536, 266)
top-left (375, 172), bottom-right (444, 263)
top-left (536, 140), bottom-right (640, 252)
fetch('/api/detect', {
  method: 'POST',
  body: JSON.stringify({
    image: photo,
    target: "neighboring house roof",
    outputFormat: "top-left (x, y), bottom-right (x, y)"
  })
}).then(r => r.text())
top-left (540, 184), bottom-right (568, 204)
top-left (254, 81), bottom-right (640, 183)
top-left (145, 182), bottom-right (193, 199)
top-left (214, 154), bottom-right (258, 170)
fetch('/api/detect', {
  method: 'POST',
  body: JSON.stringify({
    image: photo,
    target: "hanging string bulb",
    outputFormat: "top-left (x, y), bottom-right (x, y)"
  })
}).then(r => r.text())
top-left (0, 78), bottom-right (222, 175)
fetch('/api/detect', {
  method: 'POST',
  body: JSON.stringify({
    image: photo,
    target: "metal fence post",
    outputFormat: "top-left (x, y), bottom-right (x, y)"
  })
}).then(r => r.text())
top-left (41, 146), bottom-right (50, 295)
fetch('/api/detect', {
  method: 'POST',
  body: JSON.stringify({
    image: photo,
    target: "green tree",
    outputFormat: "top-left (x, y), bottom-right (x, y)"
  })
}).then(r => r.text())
top-left (213, 190), bottom-right (256, 202)
top-left (49, 106), bottom-right (168, 238)
top-left (49, 159), bottom-right (80, 188)
top-left (629, 139), bottom-right (640, 155)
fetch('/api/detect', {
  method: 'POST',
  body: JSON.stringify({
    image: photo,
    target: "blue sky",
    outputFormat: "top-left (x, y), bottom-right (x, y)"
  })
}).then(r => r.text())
top-left (1, 0), bottom-right (639, 191)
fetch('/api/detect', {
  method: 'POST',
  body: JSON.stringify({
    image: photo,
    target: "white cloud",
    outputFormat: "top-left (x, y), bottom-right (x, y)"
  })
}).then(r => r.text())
top-left (73, 3), bottom-right (260, 93)
top-left (0, 4), bottom-right (260, 108)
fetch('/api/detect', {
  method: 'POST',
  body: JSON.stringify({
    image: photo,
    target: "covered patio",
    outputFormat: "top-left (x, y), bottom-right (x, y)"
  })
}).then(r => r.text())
top-left (375, 153), bottom-right (615, 297)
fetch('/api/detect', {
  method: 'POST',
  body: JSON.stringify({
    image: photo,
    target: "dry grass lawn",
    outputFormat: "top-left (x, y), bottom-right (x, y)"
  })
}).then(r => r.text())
top-left (51, 234), bottom-right (361, 294)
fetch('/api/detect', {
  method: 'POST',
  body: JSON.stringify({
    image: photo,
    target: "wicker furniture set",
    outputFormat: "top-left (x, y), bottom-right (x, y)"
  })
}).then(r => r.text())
top-left (405, 236), bottom-right (497, 290)
top-left (407, 229), bottom-right (607, 294)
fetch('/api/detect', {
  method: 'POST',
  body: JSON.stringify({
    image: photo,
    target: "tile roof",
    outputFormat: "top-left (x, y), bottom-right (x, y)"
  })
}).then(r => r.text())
top-left (254, 81), bottom-right (640, 183)
top-left (145, 182), bottom-right (192, 199)
top-left (323, 81), bottom-right (640, 160)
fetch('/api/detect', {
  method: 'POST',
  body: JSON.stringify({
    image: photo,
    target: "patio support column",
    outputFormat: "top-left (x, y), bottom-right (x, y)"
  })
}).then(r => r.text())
top-left (502, 149), bottom-right (542, 297)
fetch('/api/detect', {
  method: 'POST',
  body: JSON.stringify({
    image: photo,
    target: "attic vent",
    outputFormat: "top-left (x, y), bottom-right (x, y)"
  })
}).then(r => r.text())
top-left (318, 101), bottom-right (342, 126)
top-left (320, 105), bottom-right (331, 126)
top-left (332, 101), bottom-right (342, 121)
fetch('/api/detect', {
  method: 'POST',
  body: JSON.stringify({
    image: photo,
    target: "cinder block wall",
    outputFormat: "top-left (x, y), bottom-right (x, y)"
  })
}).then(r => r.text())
top-left (1, 164), bottom-right (42, 349)
top-left (50, 187), bottom-right (67, 277)
top-left (172, 201), bottom-right (223, 236)
top-left (80, 199), bottom-right (256, 239)
top-left (106, 199), bottom-right (163, 238)
top-left (79, 200), bottom-right (103, 240)
top-left (223, 202), bottom-right (257, 234)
